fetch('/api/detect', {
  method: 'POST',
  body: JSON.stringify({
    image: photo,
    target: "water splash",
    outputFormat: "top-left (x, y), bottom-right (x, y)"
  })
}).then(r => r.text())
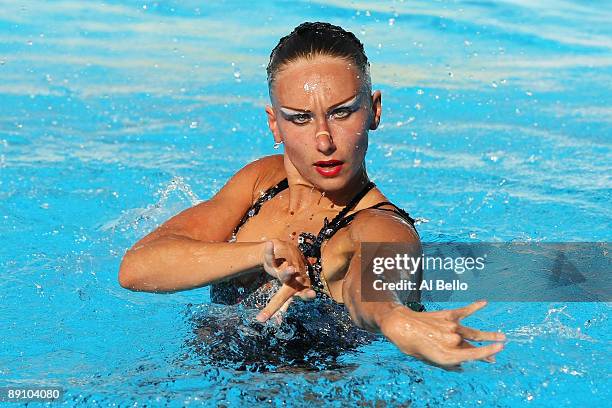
top-left (99, 176), bottom-right (201, 234)
top-left (507, 305), bottom-right (595, 344)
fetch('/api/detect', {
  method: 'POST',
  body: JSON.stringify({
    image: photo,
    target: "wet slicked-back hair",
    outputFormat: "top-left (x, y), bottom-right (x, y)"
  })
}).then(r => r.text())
top-left (266, 22), bottom-right (371, 99)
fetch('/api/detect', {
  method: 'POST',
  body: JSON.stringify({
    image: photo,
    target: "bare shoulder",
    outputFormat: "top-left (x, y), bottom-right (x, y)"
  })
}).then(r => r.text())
top-left (216, 154), bottom-right (284, 202)
top-left (133, 154), bottom-right (284, 245)
top-left (248, 154), bottom-right (286, 198)
top-left (348, 205), bottom-right (420, 244)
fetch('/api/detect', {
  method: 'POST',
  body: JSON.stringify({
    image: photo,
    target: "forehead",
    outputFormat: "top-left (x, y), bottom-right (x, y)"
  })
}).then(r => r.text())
top-left (272, 56), bottom-right (362, 107)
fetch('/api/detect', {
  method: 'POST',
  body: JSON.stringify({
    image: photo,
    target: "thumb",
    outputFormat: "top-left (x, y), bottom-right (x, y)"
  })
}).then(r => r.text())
top-left (263, 240), bottom-right (275, 267)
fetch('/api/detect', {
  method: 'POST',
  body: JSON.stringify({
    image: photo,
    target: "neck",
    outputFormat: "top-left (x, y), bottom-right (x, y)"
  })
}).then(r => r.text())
top-left (284, 163), bottom-right (371, 213)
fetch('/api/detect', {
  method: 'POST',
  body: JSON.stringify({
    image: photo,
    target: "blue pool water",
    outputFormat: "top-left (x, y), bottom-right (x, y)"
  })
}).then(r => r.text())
top-left (1, 0), bottom-right (610, 406)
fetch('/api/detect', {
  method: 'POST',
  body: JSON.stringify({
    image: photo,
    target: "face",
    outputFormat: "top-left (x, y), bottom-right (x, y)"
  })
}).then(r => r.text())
top-left (265, 55), bottom-right (382, 192)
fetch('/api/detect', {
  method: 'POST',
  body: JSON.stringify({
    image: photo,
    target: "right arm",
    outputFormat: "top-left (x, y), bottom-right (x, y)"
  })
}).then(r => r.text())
top-left (118, 156), bottom-right (292, 293)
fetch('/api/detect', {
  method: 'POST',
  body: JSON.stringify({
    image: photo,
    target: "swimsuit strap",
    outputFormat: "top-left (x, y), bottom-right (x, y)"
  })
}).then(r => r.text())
top-left (336, 201), bottom-right (418, 232)
top-left (297, 181), bottom-right (376, 259)
top-left (299, 194), bottom-right (420, 302)
top-left (230, 178), bottom-right (289, 240)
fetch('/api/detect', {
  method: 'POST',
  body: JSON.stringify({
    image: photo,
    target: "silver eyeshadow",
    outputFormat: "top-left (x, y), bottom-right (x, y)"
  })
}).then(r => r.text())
top-left (278, 93), bottom-right (363, 120)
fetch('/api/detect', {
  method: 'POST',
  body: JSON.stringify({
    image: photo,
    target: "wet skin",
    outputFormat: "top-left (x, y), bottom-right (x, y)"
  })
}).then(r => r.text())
top-left (119, 55), bottom-right (506, 369)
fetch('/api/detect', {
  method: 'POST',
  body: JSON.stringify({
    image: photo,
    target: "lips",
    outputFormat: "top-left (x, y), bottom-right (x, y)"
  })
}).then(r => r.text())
top-left (314, 160), bottom-right (344, 177)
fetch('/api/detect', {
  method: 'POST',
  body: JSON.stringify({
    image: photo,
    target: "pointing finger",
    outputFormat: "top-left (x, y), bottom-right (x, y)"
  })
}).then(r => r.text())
top-left (256, 284), bottom-right (296, 323)
top-left (448, 342), bottom-right (504, 364)
top-left (451, 300), bottom-right (488, 320)
top-left (457, 325), bottom-right (506, 342)
top-left (458, 340), bottom-right (496, 363)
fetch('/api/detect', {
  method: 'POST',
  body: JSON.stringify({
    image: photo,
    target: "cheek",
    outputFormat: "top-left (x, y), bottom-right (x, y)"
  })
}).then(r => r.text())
top-left (282, 133), bottom-right (312, 165)
top-left (330, 118), bottom-right (369, 151)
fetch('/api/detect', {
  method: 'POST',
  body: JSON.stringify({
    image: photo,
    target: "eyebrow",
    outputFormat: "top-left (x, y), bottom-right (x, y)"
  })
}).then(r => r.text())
top-left (279, 93), bottom-right (361, 116)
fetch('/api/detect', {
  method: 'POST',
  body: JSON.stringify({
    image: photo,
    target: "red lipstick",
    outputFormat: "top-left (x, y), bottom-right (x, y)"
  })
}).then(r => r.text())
top-left (314, 160), bottom-right (343, 177)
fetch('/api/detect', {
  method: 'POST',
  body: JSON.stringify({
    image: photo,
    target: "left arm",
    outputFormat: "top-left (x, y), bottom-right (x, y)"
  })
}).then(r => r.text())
top-left (342, 212), bottom-right (506, 368)
top-left (257, 210), bottom-right (506, 368)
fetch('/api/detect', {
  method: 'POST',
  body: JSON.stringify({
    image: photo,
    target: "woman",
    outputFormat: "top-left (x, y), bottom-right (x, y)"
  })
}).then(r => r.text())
top-left (119, 22), bottom-right (505, 368)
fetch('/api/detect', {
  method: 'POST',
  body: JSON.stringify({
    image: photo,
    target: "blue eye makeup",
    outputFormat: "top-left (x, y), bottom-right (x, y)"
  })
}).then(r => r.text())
top-left (279, 93), bottom-right (363, 125)
top-left (284, 113), bottom-right (312, 125)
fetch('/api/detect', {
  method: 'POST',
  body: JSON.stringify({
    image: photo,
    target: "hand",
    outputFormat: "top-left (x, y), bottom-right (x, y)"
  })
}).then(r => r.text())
top-left (259, 240), bottom-right (316, 322)
top-left (379, 300), bottom-right (506, 369)
top-left (262, 239), bottom-right (306, 283)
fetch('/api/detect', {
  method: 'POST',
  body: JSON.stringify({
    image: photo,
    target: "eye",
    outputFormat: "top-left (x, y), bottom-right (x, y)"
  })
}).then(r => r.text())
top-left (291, 114), bottom-right (311, 125)
top-left (332, 108), bottom-right (352, 119)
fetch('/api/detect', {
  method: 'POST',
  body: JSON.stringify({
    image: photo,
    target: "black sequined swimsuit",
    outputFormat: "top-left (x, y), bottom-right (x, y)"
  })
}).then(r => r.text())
top-left (210, 178), bottom-right (423, 311)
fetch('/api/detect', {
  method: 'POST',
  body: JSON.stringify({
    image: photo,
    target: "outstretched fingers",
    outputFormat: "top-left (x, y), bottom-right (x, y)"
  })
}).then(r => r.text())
top-left (458, 340), bottom-right (496, 363)
top-left (457, 325), bottom-right (506, 342)
top-left (256, 284), bottom-right (296, 323)
top-left (447, 342), bottom-right (504, 365)
top-left (450, 300), bottom-right (489, 320)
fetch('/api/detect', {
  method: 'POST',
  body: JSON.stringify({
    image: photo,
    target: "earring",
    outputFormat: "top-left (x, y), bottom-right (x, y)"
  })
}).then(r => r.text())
top-left (273, 141), bottom-right (283, 149)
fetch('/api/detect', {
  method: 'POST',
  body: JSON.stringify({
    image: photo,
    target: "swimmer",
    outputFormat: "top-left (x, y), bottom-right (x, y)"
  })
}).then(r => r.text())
top-left (118, 22), bottom-right (505, 369)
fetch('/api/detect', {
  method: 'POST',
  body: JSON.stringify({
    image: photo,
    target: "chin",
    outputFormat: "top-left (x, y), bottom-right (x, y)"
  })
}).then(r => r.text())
top-left (311, 171), bottom-right (359, 193)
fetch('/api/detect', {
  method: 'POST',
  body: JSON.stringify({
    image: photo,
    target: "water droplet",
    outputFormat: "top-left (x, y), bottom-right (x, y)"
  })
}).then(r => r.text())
top-left (416, 89), bottom-right (424, 95)
top-left (464, 40), bottom-right (472, 46)
top-left (388, 18), bottom-right (395, 26)
top-left (189, 121), bottom-right (198, 129)
top-left (413, 158), bottom-right (421, 167)
top-left (448, 71), bottom-right (454, 77)
top-left (469, 232), bottom-right (477, 239)
top-left (27, 40), bottom-right (33, 46)
top-left (231, 62), bottom-right (241, 82)
top-left (491, 81), bottom-right (498, 88)
top-left (526, 91), bottom-right (533, 96)
top-left (414, 103), bottom-right (422, 110)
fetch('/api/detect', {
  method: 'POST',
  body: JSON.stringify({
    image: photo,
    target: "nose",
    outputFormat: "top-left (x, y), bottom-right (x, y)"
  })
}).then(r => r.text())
top-left (315, 129), bottom-right (336, 155)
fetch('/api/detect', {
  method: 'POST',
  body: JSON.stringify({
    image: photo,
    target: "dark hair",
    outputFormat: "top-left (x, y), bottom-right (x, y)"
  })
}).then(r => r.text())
top-left (266, 22), bottom-right (371, 97)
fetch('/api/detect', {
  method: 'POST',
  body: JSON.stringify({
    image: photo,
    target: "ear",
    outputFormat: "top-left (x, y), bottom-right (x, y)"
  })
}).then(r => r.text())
top-left (265, 104), bottom-right (283, 144)
top-left (369, 90), bottom-right (382, 130)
